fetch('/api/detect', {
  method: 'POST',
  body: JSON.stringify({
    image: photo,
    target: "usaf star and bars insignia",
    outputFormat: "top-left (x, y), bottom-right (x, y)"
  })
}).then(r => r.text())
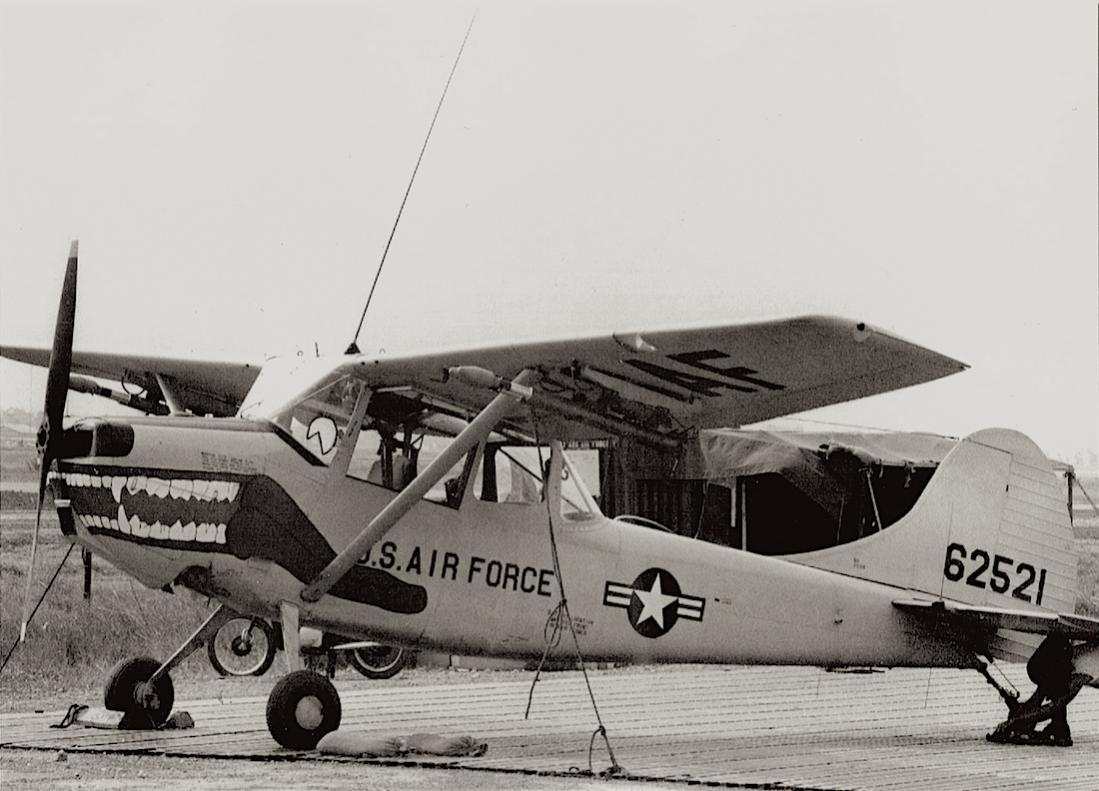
top-left (603, 567), bottom-right (705, 638)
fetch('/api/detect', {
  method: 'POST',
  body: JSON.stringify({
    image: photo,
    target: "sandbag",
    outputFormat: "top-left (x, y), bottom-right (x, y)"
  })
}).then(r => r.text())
top-left (406, 732), bottom-right (487, 757)
top-left (316, 731), bottom-right (407, 757)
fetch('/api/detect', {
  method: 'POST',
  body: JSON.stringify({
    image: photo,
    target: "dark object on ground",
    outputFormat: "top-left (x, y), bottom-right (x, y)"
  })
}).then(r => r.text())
top-left (103, 656), bottom-right (174, 729)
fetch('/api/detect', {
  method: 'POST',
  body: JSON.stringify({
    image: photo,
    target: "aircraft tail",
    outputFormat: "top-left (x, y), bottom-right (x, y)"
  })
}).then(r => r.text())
top-left (792, 428), bottom-right (1077, 661)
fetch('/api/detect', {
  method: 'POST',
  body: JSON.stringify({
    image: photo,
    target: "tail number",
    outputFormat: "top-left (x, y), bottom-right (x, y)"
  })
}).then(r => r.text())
top-left (943, 542), bottom-right (1047, 605)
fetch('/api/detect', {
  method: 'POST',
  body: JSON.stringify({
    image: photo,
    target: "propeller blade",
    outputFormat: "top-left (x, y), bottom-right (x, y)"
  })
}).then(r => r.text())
top-left (19, 465), bottom-right (49, 642)
top-left (37, 240), bottom-right (78, 459)
top-left (21, 240), bottom-right (78, 644)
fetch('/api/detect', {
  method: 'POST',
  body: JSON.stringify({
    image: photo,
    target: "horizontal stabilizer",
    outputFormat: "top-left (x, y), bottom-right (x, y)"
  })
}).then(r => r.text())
top-left (893, 598), bottom-right (1099, 640)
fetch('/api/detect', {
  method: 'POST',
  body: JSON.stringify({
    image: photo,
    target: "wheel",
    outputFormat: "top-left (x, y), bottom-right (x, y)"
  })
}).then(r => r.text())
top-left (266, 669), bottom-right (341, 749)
top-left (207, 617), bottom-right (278, 677)
top-left (347, 644), bottom-right (406, 679)
top-left (104, 656), bottom-right (174, 729)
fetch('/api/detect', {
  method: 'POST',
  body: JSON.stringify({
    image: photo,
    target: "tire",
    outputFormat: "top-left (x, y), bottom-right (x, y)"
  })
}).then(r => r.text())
top-left (266, 669), bottom-right (341, 749)
top-left (103, 656), bottom-right (174, 729)
top-left (207, 617), bottom-right (278, 677)
top-left (347, 644), bottom-right (406, 680)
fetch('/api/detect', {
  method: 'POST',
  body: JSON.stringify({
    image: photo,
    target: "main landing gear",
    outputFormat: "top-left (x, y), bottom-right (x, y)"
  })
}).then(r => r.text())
top-left (978, 636), bottom-right (1088, 747)
top-left (266, 670), bottom-right (342, 749)
top-left (100, 603), bottom-right (344, 748)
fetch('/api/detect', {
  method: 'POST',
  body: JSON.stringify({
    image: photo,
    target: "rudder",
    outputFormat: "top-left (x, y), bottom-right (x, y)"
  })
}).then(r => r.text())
top-left (790, 428), bottom-right (1076, 619)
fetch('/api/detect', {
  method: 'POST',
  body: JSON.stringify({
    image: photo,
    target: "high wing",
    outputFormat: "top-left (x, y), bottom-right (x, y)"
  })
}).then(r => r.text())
top-left (0, 345), bottom-right (259, 417)
top-left (3, 315), bottom-right (965, 436)
top-left (893, 599), bottom-right (1099, 640)
top-left (337, 315), bottom-right (967, 443)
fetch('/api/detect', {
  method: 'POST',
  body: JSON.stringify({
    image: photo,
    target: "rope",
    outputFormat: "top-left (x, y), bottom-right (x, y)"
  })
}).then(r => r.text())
top-left (0, 543), bottom-right (76, 675)
top-left (523, 421), bottom-right (622, 777)
top-left (1074, 476), bottom-right (1099, 520)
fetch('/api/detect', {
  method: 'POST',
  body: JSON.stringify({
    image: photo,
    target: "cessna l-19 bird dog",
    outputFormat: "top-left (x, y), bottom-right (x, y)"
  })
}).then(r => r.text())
top-left (3, 242), bottom-right (1096, 750)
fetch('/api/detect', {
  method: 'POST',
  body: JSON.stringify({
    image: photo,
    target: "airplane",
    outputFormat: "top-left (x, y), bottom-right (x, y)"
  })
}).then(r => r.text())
top-left (2, 241), bottom-right (1096, 751)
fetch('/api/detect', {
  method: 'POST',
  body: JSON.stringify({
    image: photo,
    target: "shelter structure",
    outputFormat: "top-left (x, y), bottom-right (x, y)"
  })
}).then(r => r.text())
top-left (598, 429), bottom-right (963, 554)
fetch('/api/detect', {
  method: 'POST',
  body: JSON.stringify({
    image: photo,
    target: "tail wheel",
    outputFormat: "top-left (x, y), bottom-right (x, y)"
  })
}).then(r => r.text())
top-left (348, 644), bottom-right (407, 679)
top-left (266, 669), bottom-right (341, 749)
top-left (207, 617), bottom-right (277, 677)
top-left (104, 656), bottom-right (174, 729)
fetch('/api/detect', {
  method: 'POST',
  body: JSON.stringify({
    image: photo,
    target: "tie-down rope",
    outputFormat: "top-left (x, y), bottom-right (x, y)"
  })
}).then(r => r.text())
top-left (523, 418), bottom-right (622, 778)
top-left (0, 544), bottom-right (76, 675)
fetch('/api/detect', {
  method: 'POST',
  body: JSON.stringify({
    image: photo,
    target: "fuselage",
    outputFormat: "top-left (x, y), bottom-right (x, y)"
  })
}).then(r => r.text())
top-left (52, 415), bottom-right (972, 670)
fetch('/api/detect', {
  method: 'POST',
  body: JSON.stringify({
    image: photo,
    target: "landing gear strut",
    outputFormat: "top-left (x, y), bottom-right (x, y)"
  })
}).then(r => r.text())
top-left (982, 636), bottom-right (1086, 747)
top-left (103, 604), bottom-right (239, 729)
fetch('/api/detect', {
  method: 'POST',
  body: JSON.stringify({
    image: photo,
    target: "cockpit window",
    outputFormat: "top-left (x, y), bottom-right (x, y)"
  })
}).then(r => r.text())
top-left (473, 444), bottom-right (599, 519)
top-left (269, 374), bottom-right (364, 465)
top-left (346, 425), bottom-right (476, 509)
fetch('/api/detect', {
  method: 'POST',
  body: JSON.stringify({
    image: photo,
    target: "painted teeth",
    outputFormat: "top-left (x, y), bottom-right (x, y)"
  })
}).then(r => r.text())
top-left (65, 469), bottom-right (240, 546)
top-left (60, 473), bottom-right (244, 504)
top-left (76, 508), bottom-right (228, 546)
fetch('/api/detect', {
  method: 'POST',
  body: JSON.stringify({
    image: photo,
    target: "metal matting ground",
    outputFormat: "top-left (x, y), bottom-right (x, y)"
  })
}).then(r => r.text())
top-left (2, 665), bottom-right (1097, 790)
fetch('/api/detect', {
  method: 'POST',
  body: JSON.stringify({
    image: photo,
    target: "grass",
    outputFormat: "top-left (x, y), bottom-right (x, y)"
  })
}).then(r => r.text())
top-left (1076, 541), bottom-right (1099, 618)
top-left (1, 511), bottom-right (215, 709)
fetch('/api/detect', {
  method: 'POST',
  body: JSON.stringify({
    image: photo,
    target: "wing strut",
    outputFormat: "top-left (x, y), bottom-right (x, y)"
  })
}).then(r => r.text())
top-left (299, 369), bottom-right (534, 603)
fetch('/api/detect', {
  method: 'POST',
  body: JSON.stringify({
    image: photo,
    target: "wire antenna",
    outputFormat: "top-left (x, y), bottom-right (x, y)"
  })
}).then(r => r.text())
top-left (346, 14), bottom-right (477, 355)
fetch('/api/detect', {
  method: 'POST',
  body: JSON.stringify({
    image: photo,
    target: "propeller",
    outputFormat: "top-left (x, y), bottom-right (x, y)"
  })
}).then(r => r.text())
top-left (19, 240), bottom-right (78, 642)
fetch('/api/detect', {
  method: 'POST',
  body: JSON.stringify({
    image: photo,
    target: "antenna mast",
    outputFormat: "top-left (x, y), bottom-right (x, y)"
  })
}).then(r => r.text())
top-left (346, 15), bottom-right (477, 355)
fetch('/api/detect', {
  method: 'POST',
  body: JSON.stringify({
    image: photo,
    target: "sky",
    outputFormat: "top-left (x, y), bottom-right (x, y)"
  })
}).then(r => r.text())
top-left (1, 0), bottom-right (1096, 471)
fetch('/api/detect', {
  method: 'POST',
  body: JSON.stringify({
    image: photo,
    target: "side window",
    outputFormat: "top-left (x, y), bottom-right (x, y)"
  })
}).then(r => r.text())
top-left (473, 444), bottom-right (598, 520)
top-left (419, 434), bottom-right (476, 508)
top-left (475, 444), bottom-right (542, 504)
top-left (347, 427), bottom-right (403, 489)
top-left (346, 426), bottom-right (475, 509)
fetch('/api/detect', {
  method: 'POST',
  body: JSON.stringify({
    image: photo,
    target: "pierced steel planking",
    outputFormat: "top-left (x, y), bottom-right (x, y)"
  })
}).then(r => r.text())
top-left (2, 665), bottom-right (1097, 790)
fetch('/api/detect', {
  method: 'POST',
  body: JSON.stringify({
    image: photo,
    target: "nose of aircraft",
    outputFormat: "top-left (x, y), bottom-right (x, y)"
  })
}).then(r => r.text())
top-left (47, 419), bottom-right (138, 540)
top-left (52, 420), bottom-right (136, 460)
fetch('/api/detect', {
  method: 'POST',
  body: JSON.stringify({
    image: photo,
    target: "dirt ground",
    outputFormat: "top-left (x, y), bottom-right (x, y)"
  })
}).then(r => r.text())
top-left (0, 748), bottom-right (692, 791)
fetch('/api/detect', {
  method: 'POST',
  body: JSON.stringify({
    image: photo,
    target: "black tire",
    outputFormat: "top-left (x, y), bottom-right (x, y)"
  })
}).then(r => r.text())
top-left (266, 669), bottom-right (341, 749)
top-left (347, 644), bottom-right (406, 679)
top-left (104, 656), bottom-right (174, 729)
top-left (207, 617), bottom-right (278, 677)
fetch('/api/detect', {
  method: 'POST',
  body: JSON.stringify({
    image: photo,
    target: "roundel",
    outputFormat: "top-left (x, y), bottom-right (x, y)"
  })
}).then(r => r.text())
top-left (602, 567), bottom-right (706, 639)
top-left (627, 567), bottom-right (682, 638)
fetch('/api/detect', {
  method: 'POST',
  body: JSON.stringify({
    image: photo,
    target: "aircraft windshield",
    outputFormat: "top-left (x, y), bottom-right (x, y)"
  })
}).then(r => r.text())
top-left (239, 355), bottom-right (347, 422)
top-left (240, 357), bottom-right (364, 465)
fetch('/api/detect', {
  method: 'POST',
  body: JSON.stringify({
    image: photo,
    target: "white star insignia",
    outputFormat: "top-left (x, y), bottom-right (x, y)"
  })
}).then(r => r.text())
top-left (633, 574), bottom-right (677, 629)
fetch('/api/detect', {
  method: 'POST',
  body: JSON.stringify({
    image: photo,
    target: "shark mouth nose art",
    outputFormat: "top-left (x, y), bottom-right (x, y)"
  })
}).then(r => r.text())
top-left (51, 464), bottom-right (428, 615)
top-left (53, 469), bottom-right (240, 546)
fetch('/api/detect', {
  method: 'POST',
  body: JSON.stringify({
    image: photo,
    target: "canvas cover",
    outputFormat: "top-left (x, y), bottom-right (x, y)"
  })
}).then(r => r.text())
top-left (698, 429), bottom-right (958, 481)
top-left (696, 429), bottom-right (958, 523)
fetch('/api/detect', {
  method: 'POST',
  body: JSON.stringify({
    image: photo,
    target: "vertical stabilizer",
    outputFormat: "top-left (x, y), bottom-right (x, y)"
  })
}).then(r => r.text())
top-left (790, 428), bottom-right (1076, 661)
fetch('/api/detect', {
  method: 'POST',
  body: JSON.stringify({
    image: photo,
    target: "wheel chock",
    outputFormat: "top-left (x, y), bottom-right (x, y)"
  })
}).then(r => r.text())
top-left (51, 704), bottom-right (193, 731)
